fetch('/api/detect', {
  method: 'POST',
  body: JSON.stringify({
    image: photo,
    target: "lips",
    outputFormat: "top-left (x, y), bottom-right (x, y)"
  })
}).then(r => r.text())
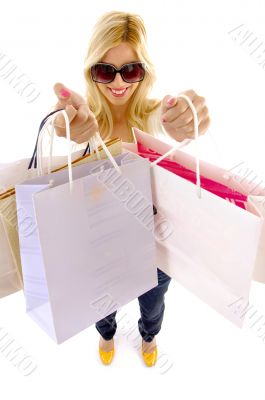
top-left (108, 87), bottom-right (129, 97)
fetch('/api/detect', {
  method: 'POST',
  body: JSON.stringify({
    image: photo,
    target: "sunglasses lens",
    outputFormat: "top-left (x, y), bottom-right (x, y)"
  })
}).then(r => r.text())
top-left (91, 64), bottom-right (115, 83)
top-left (122, 63), bottom-right (145, 82)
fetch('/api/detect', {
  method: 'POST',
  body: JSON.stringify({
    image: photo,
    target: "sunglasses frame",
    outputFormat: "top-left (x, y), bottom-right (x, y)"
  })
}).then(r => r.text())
top-left (90, 61), bottom-right (146, 84)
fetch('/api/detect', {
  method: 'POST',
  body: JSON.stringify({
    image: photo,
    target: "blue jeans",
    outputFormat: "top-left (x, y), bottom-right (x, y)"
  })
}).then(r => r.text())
top-left (95, 268), bottom-right (172, 343)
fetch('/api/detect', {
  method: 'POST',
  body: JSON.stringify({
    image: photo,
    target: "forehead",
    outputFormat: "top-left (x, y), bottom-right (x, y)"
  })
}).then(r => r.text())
top-left (101, 42), bottom-right (138, 68)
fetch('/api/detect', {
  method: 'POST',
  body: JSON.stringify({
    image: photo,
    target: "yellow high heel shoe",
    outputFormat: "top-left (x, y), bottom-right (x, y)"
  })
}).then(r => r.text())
top-left (99, 338), bottom-right (115, 365)
top-left (141, 338), bottom-right (158, 367)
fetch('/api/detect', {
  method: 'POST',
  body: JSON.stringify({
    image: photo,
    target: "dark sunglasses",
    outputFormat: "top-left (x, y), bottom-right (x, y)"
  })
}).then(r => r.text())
top-left (90, 62), bottom-right (145, 84)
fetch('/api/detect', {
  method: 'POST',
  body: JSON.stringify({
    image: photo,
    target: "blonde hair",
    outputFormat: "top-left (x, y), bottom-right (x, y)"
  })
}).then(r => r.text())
top-left (84, 11), bottom-right (161, 140)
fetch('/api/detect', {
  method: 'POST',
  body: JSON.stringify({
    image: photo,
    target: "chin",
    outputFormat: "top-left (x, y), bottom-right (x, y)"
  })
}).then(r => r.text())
top-left (106, 95), bottom-right (130, 105)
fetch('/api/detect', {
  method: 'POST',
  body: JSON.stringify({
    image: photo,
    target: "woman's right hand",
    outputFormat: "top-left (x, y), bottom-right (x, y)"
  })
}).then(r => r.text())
top-left (53, 82), bottom-right (99, 144)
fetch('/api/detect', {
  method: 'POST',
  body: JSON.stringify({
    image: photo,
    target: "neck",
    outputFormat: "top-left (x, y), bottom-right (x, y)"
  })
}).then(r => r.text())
top-left (109, 102), bottom-right (128, 123)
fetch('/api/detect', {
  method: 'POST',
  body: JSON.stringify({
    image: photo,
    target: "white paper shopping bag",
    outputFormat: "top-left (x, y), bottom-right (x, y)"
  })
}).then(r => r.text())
top-left (0, 109), bottom-right (122, 299)
top-left (122, 93), bottom-right (264, 327)
top-left (15, 112), bottom-right (157, 344)
top-left (221, 173), bottom-right (265, 284)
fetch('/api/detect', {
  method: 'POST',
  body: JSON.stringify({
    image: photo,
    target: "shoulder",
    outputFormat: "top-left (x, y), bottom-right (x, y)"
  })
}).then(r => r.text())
top-left (145, 98), bottom-right (162, 115)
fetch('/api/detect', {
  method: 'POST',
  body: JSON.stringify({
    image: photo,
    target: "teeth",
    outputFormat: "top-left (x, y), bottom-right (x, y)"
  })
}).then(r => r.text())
top-left (110, 88), bottom-right (126, 94)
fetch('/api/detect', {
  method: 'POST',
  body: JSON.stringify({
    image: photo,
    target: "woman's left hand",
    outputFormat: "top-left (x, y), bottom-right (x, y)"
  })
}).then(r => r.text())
top-left (160, 89), bottom-right (210, 142)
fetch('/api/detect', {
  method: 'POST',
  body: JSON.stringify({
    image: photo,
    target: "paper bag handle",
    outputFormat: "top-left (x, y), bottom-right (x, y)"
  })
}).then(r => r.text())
top-left (38, 110), bottom-right (74, 190)
top-left (28, 109), bottom-right (92, 173)
top-left (38, 111), bottom-right (122, 192)
top-left (92, 132), bottom-right (121, 174)
top-left (151, 94), bottom-right (201, 198)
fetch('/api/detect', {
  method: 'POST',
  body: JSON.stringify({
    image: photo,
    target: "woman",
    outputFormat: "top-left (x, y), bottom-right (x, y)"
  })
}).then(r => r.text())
top-left (53, 10), bottom-right (210, 367)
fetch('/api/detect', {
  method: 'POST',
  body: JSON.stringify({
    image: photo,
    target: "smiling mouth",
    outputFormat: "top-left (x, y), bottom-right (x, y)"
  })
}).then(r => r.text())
top-left (108, 87), bottom-right (129, 96)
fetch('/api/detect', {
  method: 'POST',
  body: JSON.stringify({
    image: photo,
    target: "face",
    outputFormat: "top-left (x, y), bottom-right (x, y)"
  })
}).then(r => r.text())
top-left (96, 42), bottom-right (141, 106)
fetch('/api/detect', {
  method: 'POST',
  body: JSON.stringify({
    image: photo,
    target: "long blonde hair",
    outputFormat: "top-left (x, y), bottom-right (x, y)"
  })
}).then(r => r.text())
top-left (84, 11), bottom-right (161, 140)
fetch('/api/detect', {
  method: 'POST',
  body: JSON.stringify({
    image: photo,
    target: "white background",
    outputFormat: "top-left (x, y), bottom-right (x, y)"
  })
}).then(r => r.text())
top-left (1, 0), bottom-right (265, 399)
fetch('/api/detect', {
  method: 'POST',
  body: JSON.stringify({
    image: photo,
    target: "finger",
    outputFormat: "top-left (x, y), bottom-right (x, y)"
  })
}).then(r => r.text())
top-left (182, 107), bottom-right (210, 135)
top-left (70, 120), bottom-right (99, 144)
top-left (67, 118), bottom-right (98, 143)
top-left (76, 103), bottom-right (92, 125)
top-left (73, 132), bottom-right (94, 144)
top-left (53, 82), bottom-right (72, 107)
top-left (162, 107), bottom-right (209, 138)
top-left (161, 89), bottom-right (197, 118)
top-left (179, 115), bottom-right (210, 138)
top-left (161, 97), bottom-right (188, 123)
top-left (55, 102), bottom-right (95, 135)
top-left (161, 95), bottom-right (178, 115)
top-left (162, 96), bottom-right (206, 126)
top-left (53, 105), bottom-right (78, 130)
top-left (54, 82), bottom-right (88, 112)
top-left (65, 105), bottom-right (96, 138)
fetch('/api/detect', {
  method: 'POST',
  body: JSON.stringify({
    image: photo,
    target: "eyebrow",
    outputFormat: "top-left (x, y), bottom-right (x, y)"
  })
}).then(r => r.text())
top-left (98, 61), bottom-right (139, 68)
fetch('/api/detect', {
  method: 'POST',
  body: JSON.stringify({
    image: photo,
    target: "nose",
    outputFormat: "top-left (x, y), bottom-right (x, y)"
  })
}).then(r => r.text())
top-left (112, 72), bottom-right (125, 87)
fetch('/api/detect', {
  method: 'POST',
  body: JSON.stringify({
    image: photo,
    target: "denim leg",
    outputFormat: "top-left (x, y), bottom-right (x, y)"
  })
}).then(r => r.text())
top-left (95, 204), bottom-right (160, 341)
top-left (137, 268), bottom-right (171, 342)
top-left (95, 310), bottom-right (117, 341)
